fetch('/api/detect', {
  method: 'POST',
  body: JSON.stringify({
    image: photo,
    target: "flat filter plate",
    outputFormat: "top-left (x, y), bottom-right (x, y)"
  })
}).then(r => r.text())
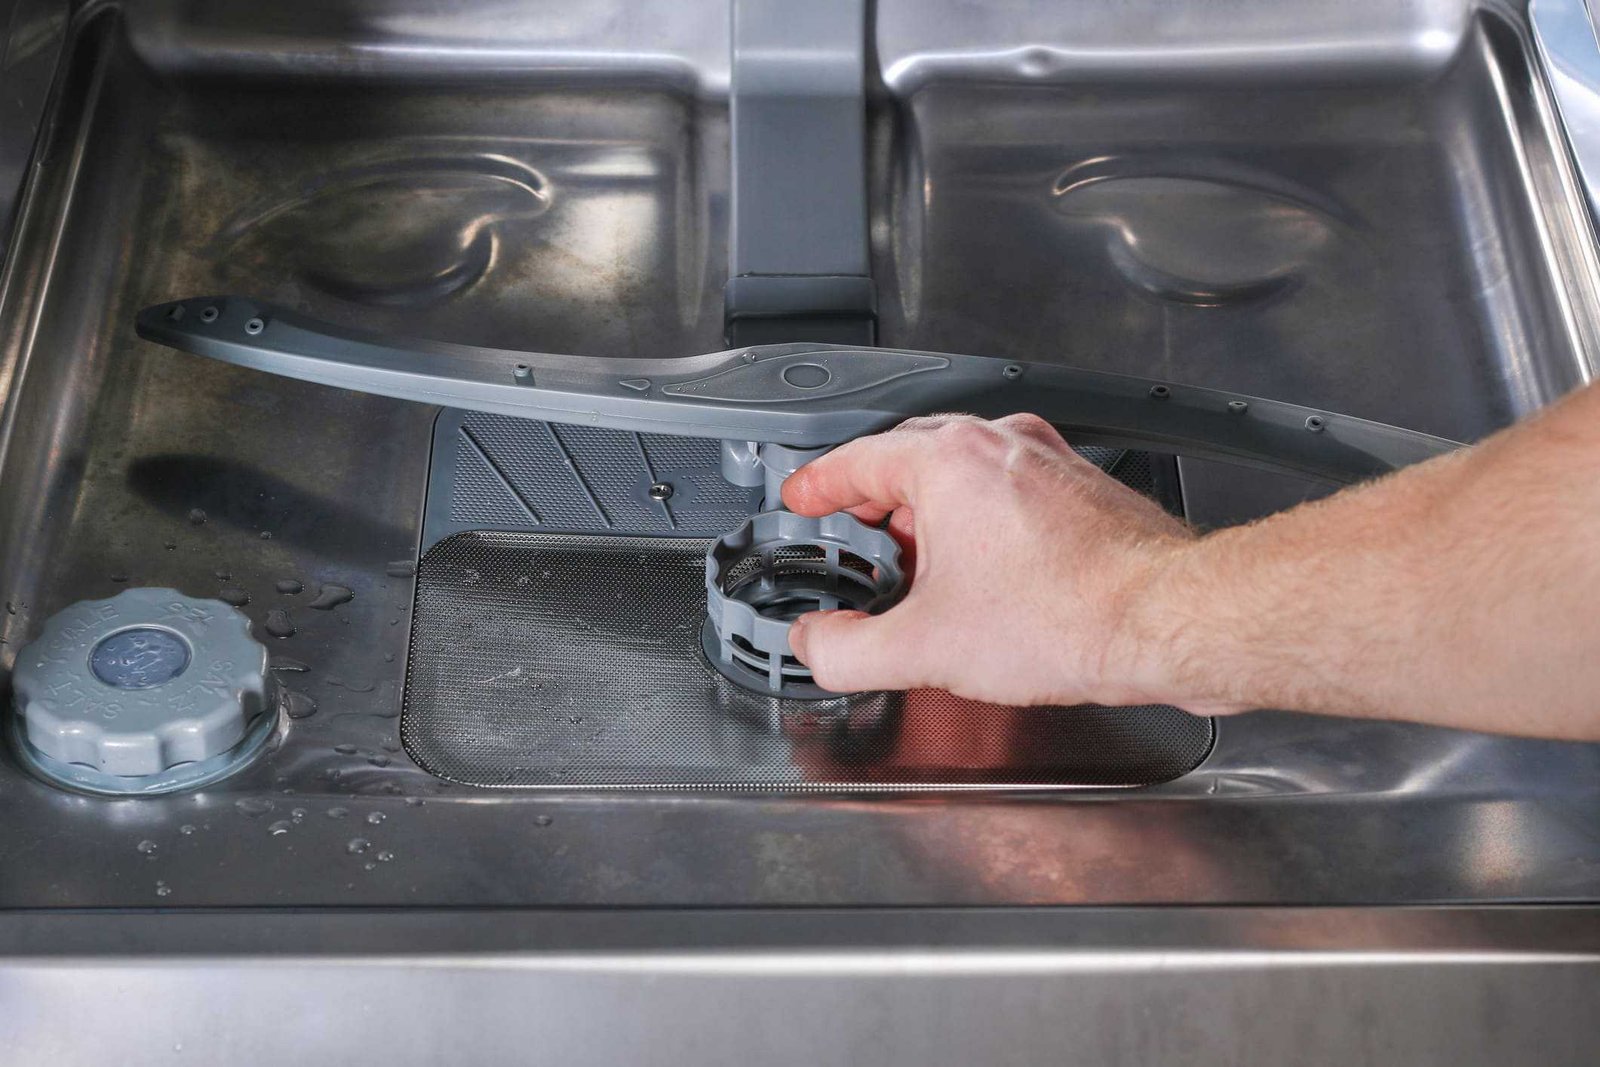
top-left (402, 531), bottom-right (1213, 790)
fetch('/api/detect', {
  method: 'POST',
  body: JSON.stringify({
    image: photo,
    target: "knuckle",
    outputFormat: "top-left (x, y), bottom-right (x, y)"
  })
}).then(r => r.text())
top-left (938, 416), bottom-right (993, 447)
top-left (997, 411), bottom-right (1060, 442)
top-left (895, 413), bottom-right (962, 436)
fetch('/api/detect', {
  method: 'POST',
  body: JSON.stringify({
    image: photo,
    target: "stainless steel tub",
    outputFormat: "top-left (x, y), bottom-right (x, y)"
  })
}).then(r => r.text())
top-left (2, 0), bottom-right (1600, 1060)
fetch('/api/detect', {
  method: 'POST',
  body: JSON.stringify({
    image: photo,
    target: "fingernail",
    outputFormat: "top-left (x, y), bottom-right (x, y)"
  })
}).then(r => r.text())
top-left (787, 615), bottom-right (811, 661)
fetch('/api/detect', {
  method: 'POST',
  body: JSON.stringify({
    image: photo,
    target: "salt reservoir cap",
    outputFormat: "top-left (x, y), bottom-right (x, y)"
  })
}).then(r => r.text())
top-left (12, 588), bottom-right (270, 777)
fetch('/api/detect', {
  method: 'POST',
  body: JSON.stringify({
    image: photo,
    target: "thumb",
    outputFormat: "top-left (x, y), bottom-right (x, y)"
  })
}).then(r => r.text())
top-left (788, 608), bottom-right (928, 693)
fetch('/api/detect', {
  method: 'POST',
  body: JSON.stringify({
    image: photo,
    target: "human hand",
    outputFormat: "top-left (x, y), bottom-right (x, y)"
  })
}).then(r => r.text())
top-left (781, 414), bottom-right (1209, 709)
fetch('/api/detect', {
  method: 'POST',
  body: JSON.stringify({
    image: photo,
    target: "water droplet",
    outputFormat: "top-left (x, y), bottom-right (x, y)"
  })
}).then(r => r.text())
top-left (346, 837), bottom-right (371, 854)
top-left (367, 754), bottom-right (391, 768)
top-left (381, 782), bottom-right (403, 795)
top-left (366, 811), bottom-right (386, 825)
top-left (381, 737), bottom-right (401, 752)
top-left (235, 797), bottom-right (274, 818)
top-left (308, 583), bottom-right (354, 610)
top-left (218, 586), bottom-right (250, 607)
top-left (404, 797), bottom-right (424, 808)
top-left (187, 508), bottom-right (207, 525)
top-left (363, 861), bottom-right (377, 871)
top-left (282, 690), bottom-right (318, 719)
top-left (270, 656), bottom-right (311, 673)
top-left (275, 578), bottom-right (303, 595)
top-left (179, 824), bottom-right (197, 836)
top-left (383, 652), bottom-right (395, 662)
top-left (376, 850), bottom-right (394, 863)
top-left (163, 540), bottom-right (177, 551)
top-left (534, 815), bottom-right (553, 828)
top-left (385, 560), bottom-right (416, 578)
top-left (214, 568), bottom-right (231, 581)
top-left (136, 839), bottom-right (158, 855)
top-left (333, 743), bottom-right (357, 756)
top-left (155, 882), bottom-right (172, 897)
top-left (327, 806), bottom-right (349, 819)
top-left (259, 530), bottom-right (273, 540)
top-left (267, 819), bottom-right (293, 836)
top-left (264, 609), bottom-right (296, 639)
top-left (290, 807), bottom-right (307, 822)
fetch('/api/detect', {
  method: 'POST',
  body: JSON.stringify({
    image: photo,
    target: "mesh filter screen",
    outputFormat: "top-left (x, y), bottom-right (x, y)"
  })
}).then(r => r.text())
top-left (403, 532), bottom-right (1213, 790)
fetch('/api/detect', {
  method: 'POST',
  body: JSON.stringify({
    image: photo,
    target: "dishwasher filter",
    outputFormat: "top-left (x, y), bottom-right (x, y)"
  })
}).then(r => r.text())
top-left (401, 412), bottom-right (1212, 790)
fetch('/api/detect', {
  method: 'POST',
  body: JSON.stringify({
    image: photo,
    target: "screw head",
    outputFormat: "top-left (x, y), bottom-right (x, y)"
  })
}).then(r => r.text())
top-left (1228, 400), bottom-right (1249, 415)
top-left (512, 364), bottom-right (533, 384)
top-left (244, 317), bottom-right (265, 335)
top-left (648, 482), bottom-right (674, 501)
top-left (1002, 364), bottom-right (1023, 380)
top-left (1305, 415), bottom-right (1326, 432)
top-left (199, 306), bottom-right (219, 323)
top-left (1149, 384), bottom-right (1171, 400)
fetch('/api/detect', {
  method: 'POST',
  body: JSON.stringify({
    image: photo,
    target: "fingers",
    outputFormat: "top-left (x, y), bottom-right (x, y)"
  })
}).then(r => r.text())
top-left (783, 413), bottom-right (1080, 518)
top-left (885, 507), bottom-right (917, 575)
top-left (781, 414), bottom-right (968, 517)
top-left (781, 436), bottom-right (916, 517)
top-left (845, 502), bottom-right (893, 526)
top-left (788, 607), bottom-right (935, 693)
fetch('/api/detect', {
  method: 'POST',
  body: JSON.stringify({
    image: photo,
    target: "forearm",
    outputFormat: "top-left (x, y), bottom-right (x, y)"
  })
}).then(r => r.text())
top-left (1127, 383), bottom-right (1600, 737)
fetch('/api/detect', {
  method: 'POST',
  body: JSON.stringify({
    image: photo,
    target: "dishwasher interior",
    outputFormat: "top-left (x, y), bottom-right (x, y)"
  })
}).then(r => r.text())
top-left (1, 0), bottom-right (1599, 914)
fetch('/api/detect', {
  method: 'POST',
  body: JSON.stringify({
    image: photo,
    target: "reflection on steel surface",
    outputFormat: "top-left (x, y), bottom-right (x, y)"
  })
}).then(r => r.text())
top-left (214, 154), bottom-right (552, 308)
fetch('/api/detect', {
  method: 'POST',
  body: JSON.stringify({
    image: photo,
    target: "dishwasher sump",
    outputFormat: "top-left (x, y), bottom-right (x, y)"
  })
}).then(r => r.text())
top-left (402, 413), bottom-right (1212, 789)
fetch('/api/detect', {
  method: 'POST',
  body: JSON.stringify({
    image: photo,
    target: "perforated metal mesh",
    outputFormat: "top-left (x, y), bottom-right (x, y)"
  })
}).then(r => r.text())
top-left (402, 532), bottom-right (1214, 790)
top-left (1108, 449), bottom-right (1155, 491)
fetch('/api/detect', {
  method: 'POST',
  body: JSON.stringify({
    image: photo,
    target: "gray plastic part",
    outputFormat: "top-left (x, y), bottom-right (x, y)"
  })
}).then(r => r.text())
top-left (135, 296), bottom-right (1462, 483)
top-left (720, 440), bottom-right (766, 487)
top-left (758, 443), bottom-right (831, 510)
top-left (11, 588), bottom-right (272, 781)
top-left (724, 276), bottom-right (877, 319)
top-left (724, 0), bottom-right (873, 340)
top-left (704, 510), bottom-right (903, 698)
top-left (424, 410), bottom-right (765, 548)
